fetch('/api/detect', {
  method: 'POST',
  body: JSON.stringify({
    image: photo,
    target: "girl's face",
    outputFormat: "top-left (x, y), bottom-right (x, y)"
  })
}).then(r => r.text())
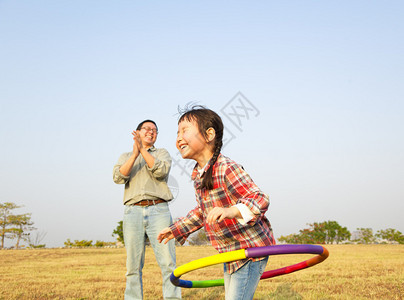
top-left (176, 119), bottom-right (213, 165)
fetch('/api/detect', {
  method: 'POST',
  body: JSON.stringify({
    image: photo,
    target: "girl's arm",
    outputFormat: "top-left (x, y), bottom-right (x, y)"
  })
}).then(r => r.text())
top-left (163, 206), bottom-right (205, 245)
top-left (224, 163), bottom-right (269, 224)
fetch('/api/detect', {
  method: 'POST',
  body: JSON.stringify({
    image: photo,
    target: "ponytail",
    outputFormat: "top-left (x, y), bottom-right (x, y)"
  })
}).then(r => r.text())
top-left (201, 139), bottom-right (222, 190)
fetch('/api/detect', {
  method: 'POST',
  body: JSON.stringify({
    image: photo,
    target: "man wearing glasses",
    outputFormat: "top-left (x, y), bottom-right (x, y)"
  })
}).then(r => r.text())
top-left (113, 120), bottom-right (181, 300)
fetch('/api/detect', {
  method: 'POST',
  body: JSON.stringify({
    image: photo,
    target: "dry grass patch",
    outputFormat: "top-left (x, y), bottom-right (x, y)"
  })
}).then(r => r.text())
top-left (0, 245), bottom-right (403, 299)
top-left (1, 248), bottom-right (126, 299)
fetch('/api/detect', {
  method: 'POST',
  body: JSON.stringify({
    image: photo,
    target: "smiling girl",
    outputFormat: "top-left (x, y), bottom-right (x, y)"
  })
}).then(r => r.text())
top-left (158, 106), bottom-right (275, 300)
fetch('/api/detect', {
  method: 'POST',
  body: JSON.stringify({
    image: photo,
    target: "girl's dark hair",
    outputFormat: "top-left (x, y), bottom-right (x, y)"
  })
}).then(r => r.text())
top-left (136, 119), bottom-right (158, 132)
top-left (178, 105), bottom-right (223, 190)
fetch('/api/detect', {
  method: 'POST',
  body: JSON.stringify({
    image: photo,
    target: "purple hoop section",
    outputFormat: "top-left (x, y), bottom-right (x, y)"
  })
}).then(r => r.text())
top-left (246, 244), bottom-right (329, 280)
top-left (246, 244), bottom-right (325, 258)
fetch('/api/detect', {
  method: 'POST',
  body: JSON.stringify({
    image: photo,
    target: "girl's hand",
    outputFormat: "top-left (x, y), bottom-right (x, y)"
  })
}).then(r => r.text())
top-left (206, 207), bottom-right (241, 225)
top-left (157, 228), bottom-right (174, 244)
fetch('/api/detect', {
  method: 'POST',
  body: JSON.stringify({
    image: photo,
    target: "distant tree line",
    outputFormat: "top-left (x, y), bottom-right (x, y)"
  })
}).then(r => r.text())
top-left (4, 203), bottom-right (403, 249)
top-left (278, 220), bottom-right (404, 245)
top-left (0, 202), bottom-right (44, 249)
top-left (63, 239), bottom-right (116, 248)
top-left (111, 219), bottom-right (403, 246)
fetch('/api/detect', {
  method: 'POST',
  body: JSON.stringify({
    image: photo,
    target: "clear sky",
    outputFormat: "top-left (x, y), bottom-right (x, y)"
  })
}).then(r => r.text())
top-left (1, 1), bottom-right (403, 248)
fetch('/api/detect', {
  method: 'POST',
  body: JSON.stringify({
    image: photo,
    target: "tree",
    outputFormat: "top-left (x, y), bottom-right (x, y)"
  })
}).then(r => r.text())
top-left (95, 240), bottom-right (115, 247)
top-left (64, 239), bottom-right (74, 247)
top-left (323, 221), bottom-right (351, 244)
top-left (302, 222), bottom-right (327, 244)
top-left (112, 220), bottom-right (124, 244)
top-left (376, 228), bottom-right (404, 244)
top-left (278, 221), bottom-right (351, 244)
top-left (74, 240), bottom-right (93, 247)
top-left (278, 233), bottom-right (305, 244)
top-left (0, 202), bottom-right (21, 249)
top-left (9, 213), bottom-right (35, 249)
top-left (335, 226), bottom-right (351, 244)
top-left (188, 229), bottom-right (209, 245)
top-left (64, 239), bottom-right (93, 247)
top-left (1, 202), bottom-right (37, 249)
top-left (355, 228), bottom-right (375, 244)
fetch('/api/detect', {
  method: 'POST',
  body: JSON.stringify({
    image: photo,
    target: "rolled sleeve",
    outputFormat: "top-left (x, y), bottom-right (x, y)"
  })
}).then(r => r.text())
top-left (234, 203), bottom-right (254, 225)
top-left (112, 153), bottom-right (131, 184)
top-left (147, 149), bottom-right (172, 180)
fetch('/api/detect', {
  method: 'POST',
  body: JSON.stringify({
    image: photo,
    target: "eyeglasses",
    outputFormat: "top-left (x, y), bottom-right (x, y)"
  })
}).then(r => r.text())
top-left (141, 127), bottom-right (158, 134)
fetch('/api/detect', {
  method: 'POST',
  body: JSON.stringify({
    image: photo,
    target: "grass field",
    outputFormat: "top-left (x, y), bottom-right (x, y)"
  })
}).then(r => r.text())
top-left (0, 245), bottom-right (403, 299)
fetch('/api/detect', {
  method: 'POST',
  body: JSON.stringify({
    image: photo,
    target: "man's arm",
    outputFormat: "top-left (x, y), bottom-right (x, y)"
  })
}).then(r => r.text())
top-left (119, 131), bottom-right (140, 176)
top-left (139, 147), bottom-right (155, 169)
top-left (133, 130), bottom-right (155, 169)
top-left (119, 153), bottom-right (138, 176)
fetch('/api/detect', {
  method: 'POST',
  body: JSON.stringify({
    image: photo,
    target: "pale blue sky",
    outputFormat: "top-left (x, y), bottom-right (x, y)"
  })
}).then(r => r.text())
top-left (1, 1), bottom-right (403, 247)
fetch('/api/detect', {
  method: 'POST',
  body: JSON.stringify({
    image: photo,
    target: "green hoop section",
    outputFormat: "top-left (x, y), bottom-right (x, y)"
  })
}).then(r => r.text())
top-left (170, 244), bottom-right (329, 288)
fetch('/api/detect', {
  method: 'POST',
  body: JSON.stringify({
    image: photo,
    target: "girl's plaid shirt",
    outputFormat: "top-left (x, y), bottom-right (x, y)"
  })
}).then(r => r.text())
top-left (169, 154), bottom-right (275, 274)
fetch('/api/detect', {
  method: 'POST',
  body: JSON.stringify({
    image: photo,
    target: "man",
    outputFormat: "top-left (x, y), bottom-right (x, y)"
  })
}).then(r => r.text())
top-left (113, 120), bottom-right (181, 300)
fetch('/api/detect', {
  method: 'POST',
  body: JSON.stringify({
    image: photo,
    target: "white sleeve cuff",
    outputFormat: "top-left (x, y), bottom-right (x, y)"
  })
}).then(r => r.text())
top-left (234, 203), bottom-right (254, 225)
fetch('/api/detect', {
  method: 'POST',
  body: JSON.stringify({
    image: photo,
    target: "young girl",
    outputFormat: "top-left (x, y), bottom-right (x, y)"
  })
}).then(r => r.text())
top-left (158, 106), bottom-right (275, 300)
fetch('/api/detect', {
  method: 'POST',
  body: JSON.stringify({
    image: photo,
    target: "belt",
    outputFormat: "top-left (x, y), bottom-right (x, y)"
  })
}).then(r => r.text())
top-left (133, 199), bottom-right (166, 207)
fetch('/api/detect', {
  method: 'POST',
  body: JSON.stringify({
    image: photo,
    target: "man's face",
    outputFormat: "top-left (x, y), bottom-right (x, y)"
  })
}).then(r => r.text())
top-left (138, 122), bottom-right (158, 147)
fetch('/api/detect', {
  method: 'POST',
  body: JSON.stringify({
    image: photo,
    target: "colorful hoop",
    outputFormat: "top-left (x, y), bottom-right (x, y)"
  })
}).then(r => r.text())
top-left (170, 244), bottom-right (329, 288)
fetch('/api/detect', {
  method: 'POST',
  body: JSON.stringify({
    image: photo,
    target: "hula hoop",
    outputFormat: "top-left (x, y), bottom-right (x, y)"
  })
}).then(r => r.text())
top-left (170, 244), bottom-right (329, 288)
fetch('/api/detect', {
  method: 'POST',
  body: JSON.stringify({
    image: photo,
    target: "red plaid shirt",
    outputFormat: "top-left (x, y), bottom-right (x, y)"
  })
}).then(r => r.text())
top-left (169, 154), bottom-right (275, 274)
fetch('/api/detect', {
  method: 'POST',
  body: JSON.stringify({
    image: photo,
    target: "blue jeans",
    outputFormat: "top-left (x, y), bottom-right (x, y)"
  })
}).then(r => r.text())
top-left (123, 203), bottom-right (181, 300)
top-left (223, 257), bottom-right (268, 300)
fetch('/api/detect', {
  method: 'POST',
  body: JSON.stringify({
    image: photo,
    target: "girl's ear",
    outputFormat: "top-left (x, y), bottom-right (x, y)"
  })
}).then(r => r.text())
top-left (205, 127), bottom-right (216, 143)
